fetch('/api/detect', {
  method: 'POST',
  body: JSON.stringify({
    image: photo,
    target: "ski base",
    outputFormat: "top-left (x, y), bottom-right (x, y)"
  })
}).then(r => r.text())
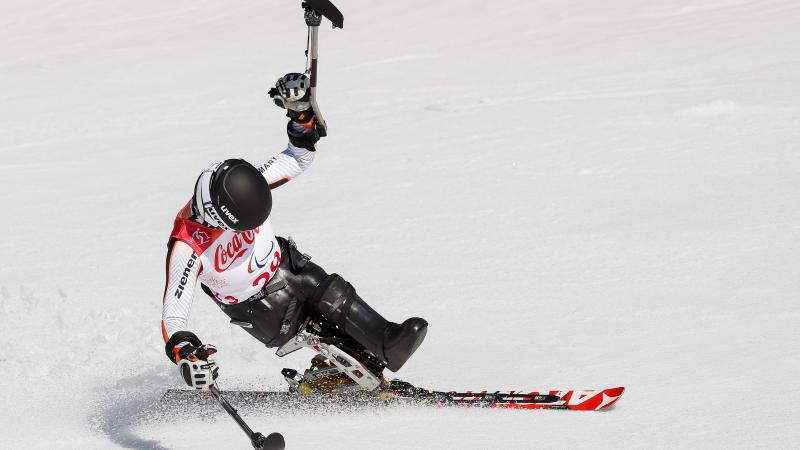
top-left (160, 383), bottom-right (624, 412)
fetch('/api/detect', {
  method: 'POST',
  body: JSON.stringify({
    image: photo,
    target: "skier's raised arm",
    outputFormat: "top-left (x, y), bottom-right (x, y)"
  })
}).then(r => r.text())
top-left (255, 136), bottom-right (316, 190)
top-left (260, 73), bottom-right (321, 189)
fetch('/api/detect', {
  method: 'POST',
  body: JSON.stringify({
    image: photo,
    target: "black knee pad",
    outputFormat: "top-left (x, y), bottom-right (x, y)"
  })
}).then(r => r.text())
top-left (312, 274), bottom-right (356, 324)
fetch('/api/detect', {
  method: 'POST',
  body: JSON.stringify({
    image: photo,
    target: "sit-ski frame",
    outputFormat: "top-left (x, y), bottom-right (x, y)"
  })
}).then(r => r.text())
top-left (275, 320), bottom-right (383, 391)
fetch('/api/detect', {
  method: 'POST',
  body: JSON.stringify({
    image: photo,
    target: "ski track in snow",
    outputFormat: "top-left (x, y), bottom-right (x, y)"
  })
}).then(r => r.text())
top-left (1, 0), bottom-right (800, 448)
top-left (88, 370), bottom-right (172, 450)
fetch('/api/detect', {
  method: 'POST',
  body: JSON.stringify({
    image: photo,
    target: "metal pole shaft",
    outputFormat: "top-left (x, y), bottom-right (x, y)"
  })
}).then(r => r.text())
top-left (210, 385), bottom-right (256, 438)
top-left (309, 26), bottom-right (319, 76)
top-left (307, 25), bottom-right (327, 136)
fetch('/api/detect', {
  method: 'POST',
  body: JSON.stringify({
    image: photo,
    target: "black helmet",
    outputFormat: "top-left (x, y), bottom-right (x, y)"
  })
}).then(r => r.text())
top-left (192, 159), bottom-right (272, 231)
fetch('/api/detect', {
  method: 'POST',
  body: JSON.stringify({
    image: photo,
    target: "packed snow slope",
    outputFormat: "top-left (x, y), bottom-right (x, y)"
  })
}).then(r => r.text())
top-left (1, 0), bottom-right (798, 448)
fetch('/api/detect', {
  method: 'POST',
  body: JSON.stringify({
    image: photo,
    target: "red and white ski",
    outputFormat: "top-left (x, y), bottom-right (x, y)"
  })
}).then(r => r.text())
top-left (385, 380), bottom-right (625, 411)
top-left (160, 385), bottom-right (625, 412)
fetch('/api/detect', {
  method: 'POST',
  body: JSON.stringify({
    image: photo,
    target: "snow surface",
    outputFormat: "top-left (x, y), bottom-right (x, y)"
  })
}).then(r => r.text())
top-left (1, 0), bottom-right (799, 448)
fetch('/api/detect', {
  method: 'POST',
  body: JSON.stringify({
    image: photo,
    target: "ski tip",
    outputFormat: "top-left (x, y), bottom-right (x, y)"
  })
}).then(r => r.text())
top-left (596, 386), bottom-right (625, 410)
top-left (607, 386), bottom-right (625, 396)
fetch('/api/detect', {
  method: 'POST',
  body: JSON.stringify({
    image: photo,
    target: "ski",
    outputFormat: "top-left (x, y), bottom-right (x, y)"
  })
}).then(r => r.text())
top-left (382, 379), bottom-right (624, 411)
top-left (160, 383), bottom-right (623, 412)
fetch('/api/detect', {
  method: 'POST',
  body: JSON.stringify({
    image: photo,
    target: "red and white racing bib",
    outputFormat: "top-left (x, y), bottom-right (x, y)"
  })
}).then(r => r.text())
top-left (170, 216), bottom-right (282, 305)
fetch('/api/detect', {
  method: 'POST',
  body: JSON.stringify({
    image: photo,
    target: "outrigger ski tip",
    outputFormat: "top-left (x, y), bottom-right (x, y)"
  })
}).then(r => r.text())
top-left (303, 0), bottom-right (344, 28)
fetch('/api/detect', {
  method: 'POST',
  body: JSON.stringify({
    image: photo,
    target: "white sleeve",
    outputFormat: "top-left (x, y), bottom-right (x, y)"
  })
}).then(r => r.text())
top-left (254, 141), bottom-right (316, 188)
top-left (161, 241), bottom-right (201, 340)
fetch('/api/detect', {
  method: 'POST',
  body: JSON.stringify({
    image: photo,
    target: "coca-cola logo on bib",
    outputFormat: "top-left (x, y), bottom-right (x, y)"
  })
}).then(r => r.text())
top-left (214, 228), bottom-right (260, 272)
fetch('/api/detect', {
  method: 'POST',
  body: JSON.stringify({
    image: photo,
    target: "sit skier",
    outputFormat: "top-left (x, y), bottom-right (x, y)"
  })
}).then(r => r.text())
top-left (161, 73), bottom-right (428, 390)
